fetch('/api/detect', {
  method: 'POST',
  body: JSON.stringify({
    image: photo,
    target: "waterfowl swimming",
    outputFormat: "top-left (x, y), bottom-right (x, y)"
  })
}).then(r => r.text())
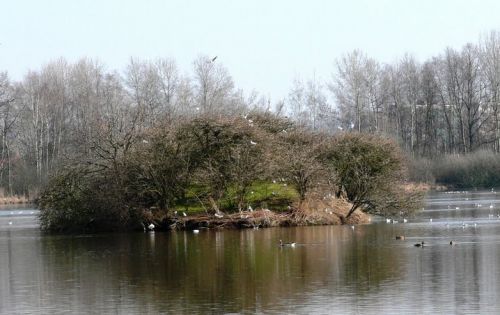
top-left (193, 229), bottom-right (199, 234)
top-left (148, 223), bottom-right (155, 231)
top-left (414, 241), bottom-right (424, 247)
top-left (279, 240), bottom-right (296, 247)
top-left (395, 235), bottom-right (405, 240)
top-left (449, 241), bottom-right (455, 245)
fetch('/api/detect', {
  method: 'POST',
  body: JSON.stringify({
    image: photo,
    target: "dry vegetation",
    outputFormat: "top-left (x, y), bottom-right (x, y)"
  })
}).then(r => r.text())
top-left (162, 197), bottom-right (369, 231)
top-left (0, 195), bottom-right (29, 204)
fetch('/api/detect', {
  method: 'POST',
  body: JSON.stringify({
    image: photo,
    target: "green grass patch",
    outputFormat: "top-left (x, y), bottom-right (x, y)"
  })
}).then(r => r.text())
top-left (175, 181), bottom-right (299, 214)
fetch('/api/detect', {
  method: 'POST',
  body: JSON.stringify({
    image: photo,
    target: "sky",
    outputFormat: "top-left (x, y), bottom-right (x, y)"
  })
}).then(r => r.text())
top-left (2, 0), bottom-right (500, 101)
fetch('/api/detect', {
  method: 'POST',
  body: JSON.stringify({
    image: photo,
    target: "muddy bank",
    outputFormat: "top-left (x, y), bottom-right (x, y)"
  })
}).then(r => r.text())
top-left (156, 198), bottom-right (370, 231)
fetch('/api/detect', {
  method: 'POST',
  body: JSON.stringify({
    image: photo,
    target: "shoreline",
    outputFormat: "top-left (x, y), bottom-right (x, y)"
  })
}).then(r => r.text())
top-left (152, 198), bottom-right (371, 231)
top-left (0, 196), bottom-right (31, 205)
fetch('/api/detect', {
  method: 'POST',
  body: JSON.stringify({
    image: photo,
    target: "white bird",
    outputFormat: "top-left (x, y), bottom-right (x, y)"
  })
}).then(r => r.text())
top-left (193, 229), bottom-right (200, 233)
top-left (490, 204), bottom-right (494, 209)
top-left (403, 218), bottom-right (408, 223)
top-left (248, 205), bottom-right (253, 212)
top-left (429, 218), bottom-right (433, 222)
top-left (8, 221), bottom-right (12, 225)
top-left (250, 140), bottom-right (257, 145)
top-left (386, 218), bottom-right (391, 223)
top-left (337, 126), bottom-right (343, 130)
top-left (183, 212), bottom-right (187, 217)
top-left (142, 139), bottom-right (149, 144)
top-left (148, 223), bottom-right (155, 230)
top-left (455, 207), bottom-right (460, 210)
top-left (350, 225), bottom-right (355, 230)
top-left (214, 212), bottom-right (224, 218)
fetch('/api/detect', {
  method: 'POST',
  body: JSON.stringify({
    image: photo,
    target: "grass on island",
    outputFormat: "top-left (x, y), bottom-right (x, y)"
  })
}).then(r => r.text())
top-left (176, 181), bottom-right (299, 214)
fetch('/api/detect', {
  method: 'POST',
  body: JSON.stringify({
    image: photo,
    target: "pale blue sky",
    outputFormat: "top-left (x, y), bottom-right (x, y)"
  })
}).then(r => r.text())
top-left (2, 0), bottom-right (500, 100)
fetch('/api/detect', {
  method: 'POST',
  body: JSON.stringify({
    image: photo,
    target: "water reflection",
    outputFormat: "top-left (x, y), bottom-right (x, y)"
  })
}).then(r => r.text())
top-left (2, 192), bottom-right (500, 314)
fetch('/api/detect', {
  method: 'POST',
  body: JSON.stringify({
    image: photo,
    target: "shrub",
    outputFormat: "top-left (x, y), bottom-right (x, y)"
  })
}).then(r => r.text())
top-left (38, 167), bottom-right (142, 232)
top-left (322, 133), bottom-right (421, 219)
top-left (175, 116), bottom-right (269, 212)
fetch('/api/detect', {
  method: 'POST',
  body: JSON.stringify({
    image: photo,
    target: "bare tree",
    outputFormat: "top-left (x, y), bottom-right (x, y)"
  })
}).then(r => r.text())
top-left (330, 50), bottom-right (375, 132)
top-left (192, 55), bottom-right (235, 115)
top-left (480, 31), bottom-right (500, 152)
top-left (0, 72), bottom-right (17, 194)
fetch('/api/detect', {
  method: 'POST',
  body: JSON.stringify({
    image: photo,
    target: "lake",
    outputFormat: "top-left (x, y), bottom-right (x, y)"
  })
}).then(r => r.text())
top-left (2, 190), bottom-right (500, 314)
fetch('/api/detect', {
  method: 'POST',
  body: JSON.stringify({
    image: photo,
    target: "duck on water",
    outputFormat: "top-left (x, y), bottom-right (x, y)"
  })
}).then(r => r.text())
top-left (414, 241), bottom-right (425, 247)
top-left (279, 240), bottom-right (296, 247)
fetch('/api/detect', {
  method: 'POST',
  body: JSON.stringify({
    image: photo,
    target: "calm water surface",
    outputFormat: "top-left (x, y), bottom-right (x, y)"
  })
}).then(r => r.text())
top-left (2, 191), bottom-right (500, 314)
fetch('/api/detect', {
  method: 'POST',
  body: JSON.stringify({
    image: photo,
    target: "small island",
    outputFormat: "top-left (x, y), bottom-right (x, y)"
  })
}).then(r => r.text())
top-left (38, 113), bottom-right (422, 233)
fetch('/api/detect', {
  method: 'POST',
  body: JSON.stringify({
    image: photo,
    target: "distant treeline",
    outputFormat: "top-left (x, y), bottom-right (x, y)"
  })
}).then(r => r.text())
top-left (280, 31), bottom-right (500, 160)
top-left (1, 31), bottom-right (500, 196)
